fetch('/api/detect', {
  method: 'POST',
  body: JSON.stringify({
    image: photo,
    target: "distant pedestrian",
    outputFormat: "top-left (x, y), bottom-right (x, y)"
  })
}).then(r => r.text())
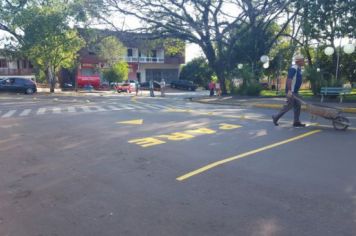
top-left (135, 81), bottom-right (140, 96)
top-left (272, 54), bottom-right (306, 127)
top-left (215, 82), bottom-right (221, 96)
top-left (160, 79), bottom-right (166, 97)
top-left (208, 80), bottom-right (215, 96)
top-left (149, 80), bottom-right (155, 97)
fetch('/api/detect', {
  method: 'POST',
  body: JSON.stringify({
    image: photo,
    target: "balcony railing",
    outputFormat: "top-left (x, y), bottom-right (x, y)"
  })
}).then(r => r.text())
top-left (122, 56), bottom-right (164, 63)
top-left (0, 68), bottom-right (34, 76)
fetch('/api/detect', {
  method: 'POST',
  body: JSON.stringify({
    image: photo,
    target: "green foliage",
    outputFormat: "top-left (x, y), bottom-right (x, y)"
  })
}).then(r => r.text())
top-left (179, 57), bottom-right (213, 86)
top-left (237, 82), bottom-right (262, 96)
top-left (102, 61), bottom-right (129, 83)
top-left (303, 66), bottom-right (324, 95)
top-left (162, 38), bottom-right (185, 56)
top-left (97, 36), bottom-right (126, 65)
top-left (19, 7), bottom-right (84, 90)
top-left (234, 66), bottom-right (262, 96)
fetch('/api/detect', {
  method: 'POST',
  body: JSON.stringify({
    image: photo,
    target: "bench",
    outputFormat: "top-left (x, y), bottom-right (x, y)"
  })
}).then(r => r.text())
top-left (320, 87), bottom-right (352, 103)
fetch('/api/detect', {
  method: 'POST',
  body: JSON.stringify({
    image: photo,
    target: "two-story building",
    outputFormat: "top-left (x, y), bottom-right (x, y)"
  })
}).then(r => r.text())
top-left (0, 51), bottom-right (35, 81)
top-left (73, 29), bottom-right (185, 87)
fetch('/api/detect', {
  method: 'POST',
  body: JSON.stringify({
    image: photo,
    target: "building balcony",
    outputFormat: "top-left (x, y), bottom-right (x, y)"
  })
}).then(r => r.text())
top-left (122, 57), bottom-right (164, 63)
top-left (0, 68), bottom-right (34, 76)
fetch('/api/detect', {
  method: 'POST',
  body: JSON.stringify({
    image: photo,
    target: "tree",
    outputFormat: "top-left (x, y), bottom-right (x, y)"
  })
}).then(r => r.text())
top-left (20, 8), bottom-right (84, 92)
top-left (0, 0), bottom-right (90, 92)
top-left (102, 61), bottom-right (129, 84)
top-left (101, 0), bottom-right (300, 94)
top-left (179, 57), bottom-right (213, 87)
top-left (97, 36), bottom-right (126, 66)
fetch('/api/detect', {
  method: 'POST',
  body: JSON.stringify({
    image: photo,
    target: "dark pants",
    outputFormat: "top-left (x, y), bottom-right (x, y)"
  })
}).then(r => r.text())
top-left (274, 95), bottom-right (301, 123)
top-left (209, 89), bottom-right (214, 96)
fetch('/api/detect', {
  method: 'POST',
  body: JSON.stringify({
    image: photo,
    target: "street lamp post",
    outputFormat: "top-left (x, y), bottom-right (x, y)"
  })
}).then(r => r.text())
top-left (324, 35), bottom-right (355, 81)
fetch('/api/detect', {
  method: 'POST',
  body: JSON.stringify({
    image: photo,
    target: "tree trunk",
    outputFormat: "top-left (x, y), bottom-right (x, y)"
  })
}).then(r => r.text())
top-left (46, 66), bottom-right (56, 93)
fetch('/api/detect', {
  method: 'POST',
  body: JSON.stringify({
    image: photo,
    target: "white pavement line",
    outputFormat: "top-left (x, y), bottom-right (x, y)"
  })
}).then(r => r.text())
top-left (2, 110), bottom-right (17, 118)
top-left (67, 107), bottom-right (76, 113)
top-left (80, 106), bottom-right (93, 112)
top-left (37, 108), bottom-right (47, 115)
top-left (145, 104), bottom-right (165, 109)
top-left (120, 105), bottom-right (135, 110)
top-left (19, 109), bottom-right (32, 117)
top-left (107, 105), bottom-right (123, 111)
top-left (129, 104), bottom-right (143, 109)
top-left (52, 107), bottom-right (61, 114)
top-left (152, 104), bottom-right (169, 109)
top-left (92, 106), bottom-right (108, 112)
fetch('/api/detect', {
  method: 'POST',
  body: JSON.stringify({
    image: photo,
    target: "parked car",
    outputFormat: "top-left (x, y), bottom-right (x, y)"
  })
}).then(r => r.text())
top-left (170, 80), bottom-right (197, 91)
top-left (62, 82), bottom-right (74, 91)
top-left (0, 77), bottom-right (37, 94)
top-left (139, 81), bottom-right (161, 91)
top-left (117, 83), bottom-right (133, 93)
top-left (125, 80), bottom-right (139, 90)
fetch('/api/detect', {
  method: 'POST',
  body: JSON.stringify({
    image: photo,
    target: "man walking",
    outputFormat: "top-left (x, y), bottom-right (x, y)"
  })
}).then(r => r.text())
top-left (272, 54), bottom-right (306, 127)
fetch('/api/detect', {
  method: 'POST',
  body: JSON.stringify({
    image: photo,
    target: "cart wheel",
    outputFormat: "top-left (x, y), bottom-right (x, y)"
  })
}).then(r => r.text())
top-left (332, 116), bottom-right (350, 131)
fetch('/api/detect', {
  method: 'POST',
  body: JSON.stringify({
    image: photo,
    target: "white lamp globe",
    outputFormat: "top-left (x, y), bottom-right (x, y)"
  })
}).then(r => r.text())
top-left (260, 55), bottom-right (269, 63)
top-left (263, 62), bottom-right (269, 69)
top-left (343, 43), bottom-right (355, 54)
top-left (324, 46), bottom-right (335, 56)
top-left (238, 64), bottom-right (243, 69)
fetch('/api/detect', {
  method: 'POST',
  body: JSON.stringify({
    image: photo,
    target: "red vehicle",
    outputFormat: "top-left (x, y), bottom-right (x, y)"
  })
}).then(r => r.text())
top-left (116, 83), bottom-right (133, 93)
top-left (76, 64), bottom-right (101, 89)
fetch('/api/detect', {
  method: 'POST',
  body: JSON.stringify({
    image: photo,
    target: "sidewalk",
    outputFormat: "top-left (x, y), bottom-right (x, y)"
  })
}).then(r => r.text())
top-left (190, 95), bottom-right (356, 114)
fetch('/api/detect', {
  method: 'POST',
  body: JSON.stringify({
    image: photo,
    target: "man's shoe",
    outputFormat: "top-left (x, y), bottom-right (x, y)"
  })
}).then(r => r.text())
top-left (272, 115), bottom-right (279, 126)
top-left (293, 122), bottom-right (306, 127)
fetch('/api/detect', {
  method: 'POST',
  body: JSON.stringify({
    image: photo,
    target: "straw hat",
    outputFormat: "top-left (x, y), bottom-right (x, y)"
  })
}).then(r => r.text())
top-left (294, 54), bottom-right (304, 61)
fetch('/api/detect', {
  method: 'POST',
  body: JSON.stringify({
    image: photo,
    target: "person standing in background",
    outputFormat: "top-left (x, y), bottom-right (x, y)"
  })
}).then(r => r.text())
top-left (208, 80), bottom-right (215, 96)
top-left (160, 79), bottom-right (166, 97)
top-left (149, 80), bottom-right (155, 97)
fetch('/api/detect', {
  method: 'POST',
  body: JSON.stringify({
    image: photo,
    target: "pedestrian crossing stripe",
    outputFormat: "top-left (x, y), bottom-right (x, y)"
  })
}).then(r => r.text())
top-left (0, 104), bottom-right (193, 118)
top-left (37, 108), bottom-right (46, 115)
top-left (19, 109), bottom-right (31, 116)
top-left (2, 110), bottom-right (16, 118)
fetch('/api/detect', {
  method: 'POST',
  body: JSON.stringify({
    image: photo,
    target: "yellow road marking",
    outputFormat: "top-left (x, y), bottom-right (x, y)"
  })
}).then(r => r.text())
top-left (176, 130), bottom-right (321, 181)
top-left (157, 132), bottom-right (195, 141)
top-left (117, 119), bottom-right (143, 125)
top-left (185, 127), bottom-right (217, 134)
top-left (128, 137), bottom-right (165, 147)
top-left (219, 123), bottom-right (242, 130)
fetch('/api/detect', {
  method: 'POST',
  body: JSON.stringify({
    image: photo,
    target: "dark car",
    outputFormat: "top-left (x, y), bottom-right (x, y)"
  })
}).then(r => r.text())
top-left (0, 77), bottom-right (37, 94)
top-left (139, 81), bottom-right (161, 91)
top-left (170, 80), bottom-right (197, 91)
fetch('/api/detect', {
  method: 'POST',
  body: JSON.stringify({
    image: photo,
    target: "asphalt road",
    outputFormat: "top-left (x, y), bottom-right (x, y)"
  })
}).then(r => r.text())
top-left (1, 92), bottom-right (356, 236)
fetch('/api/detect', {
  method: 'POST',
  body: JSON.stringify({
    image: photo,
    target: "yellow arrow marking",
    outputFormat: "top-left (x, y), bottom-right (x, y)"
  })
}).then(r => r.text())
top-left (117, 119), bottom-right (143, 125)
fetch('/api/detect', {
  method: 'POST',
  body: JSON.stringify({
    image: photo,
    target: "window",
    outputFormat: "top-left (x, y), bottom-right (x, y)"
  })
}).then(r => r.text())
top-left (80, 68), bottom-right (96, 76)
top-left (127, 48), bottom-right (133, 57)
top-left (0, 59), bottom-right (7, 68)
